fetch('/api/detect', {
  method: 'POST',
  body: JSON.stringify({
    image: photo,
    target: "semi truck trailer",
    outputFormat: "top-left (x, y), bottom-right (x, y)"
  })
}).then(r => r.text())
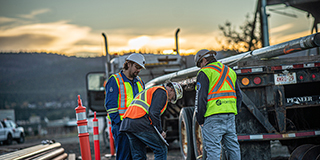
top-left (86, 32), bottom-right (320, 159)
top-left (145, 33), bottom-right (320, 159)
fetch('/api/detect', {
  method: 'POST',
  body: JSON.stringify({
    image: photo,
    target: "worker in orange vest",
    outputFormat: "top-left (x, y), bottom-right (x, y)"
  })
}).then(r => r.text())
top-left (120, 82), bottom-right (183, 160)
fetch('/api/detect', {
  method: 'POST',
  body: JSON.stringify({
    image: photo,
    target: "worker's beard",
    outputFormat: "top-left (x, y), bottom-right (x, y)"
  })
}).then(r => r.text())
top-left (130, 71), bottom-right (139, 78)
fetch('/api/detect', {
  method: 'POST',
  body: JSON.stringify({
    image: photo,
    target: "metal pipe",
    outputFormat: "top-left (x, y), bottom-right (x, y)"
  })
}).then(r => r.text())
top-left (175, 28), bottom-right (180, 55)
top-left (0, 143), bottom-right (68, 160)
top-left (102, 33), bottom-right (110, 77)
top-left (52, 153), bottom-right (68, 160)
top-left (146, 33), bottom-right (320, 87)
top-left (24, 149), bottom-right (58, 160)
top-left (0, 144), bottom-right (45, 159)
top-left (261, 0), bottom-right (270, 47)
top-left (15, 143), bottom-right (62, 160)
top-left (34, 148), bottom-right (65, 160)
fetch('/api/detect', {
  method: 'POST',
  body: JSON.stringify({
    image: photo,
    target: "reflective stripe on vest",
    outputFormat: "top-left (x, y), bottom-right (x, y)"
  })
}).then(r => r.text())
top-left (115, 73), bottom-right (126, 111)
top-left (199, 62), bottom-right (238, 116)
top-left (131, 99), bottom-right (149, 113)
top-left (205, 64), bottom-right (236, 100)
top-left (123, 86), bottom-right (168, 119)
top-left (107, 73), bottom-right (144, 120)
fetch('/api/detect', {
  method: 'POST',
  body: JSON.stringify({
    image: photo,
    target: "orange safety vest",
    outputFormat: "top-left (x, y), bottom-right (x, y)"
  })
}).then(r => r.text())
top-left (107, 72), bottom-right (144, 120)
top-left (123, 86), bottom-right (168, 119)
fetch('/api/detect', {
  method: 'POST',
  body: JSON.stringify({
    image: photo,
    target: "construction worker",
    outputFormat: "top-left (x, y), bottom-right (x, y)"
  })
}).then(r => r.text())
top-left (119, 82), bottom-right (183, 160)
top-left (194, 49), bottom-right (242, 160)
top-left (105, 53), bottom-right (146, 160)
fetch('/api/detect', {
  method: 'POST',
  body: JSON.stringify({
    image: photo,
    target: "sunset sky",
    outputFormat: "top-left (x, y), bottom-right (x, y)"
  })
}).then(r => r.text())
top-left (0, 0), bottom-right (315, 57)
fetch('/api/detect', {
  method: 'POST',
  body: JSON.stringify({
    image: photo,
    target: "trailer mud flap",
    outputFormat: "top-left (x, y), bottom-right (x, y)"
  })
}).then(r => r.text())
top-left (240, 141), bottom-right (271, 160)
top-left (274, 86), bottom-right (286, 133)
top-left (241, 90), bottom-right (277, 133)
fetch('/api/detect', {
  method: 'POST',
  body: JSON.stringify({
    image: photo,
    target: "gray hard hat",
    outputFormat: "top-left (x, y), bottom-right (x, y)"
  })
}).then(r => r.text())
top-left (194, 49), bottom-right (217, 67)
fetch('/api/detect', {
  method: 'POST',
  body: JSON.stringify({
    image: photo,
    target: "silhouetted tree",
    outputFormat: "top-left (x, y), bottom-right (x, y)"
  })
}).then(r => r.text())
top-left (218, 14), bottom-right (262, 52)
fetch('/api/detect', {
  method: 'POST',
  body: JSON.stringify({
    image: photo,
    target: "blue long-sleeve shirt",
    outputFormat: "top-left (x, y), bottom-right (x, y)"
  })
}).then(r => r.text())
top-left (104, 71), bottom-right (145, 125)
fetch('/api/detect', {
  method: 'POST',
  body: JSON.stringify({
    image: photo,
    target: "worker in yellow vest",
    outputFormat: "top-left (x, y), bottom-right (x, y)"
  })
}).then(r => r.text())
top-left (120, 82), bottom-right (183, 160)
top-left (194, 49), bottom-right (242, 160)
top-left (105, 53), bottom-right (145, 160)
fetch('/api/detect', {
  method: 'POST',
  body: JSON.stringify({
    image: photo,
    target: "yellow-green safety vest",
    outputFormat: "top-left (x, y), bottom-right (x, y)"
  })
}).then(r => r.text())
top-left (198, 61), bottom-right (238, 117)
top-left (107, 72), bottom-right (144, 120)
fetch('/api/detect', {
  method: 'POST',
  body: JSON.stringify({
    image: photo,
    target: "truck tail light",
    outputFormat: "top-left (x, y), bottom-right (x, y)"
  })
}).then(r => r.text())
top-left (254, 77), bottom-right (262, 85)
top-left (299, 75), bottom-right (304, 80)
top-left (242, 77), bottom-right (250, 86)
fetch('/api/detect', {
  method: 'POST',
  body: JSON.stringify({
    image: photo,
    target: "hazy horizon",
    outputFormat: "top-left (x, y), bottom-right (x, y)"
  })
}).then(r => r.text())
top-left (0, 0), bottom-right (315, 57)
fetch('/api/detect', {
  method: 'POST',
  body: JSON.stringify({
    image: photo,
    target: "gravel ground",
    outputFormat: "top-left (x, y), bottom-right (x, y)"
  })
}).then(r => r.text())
top-left (0, 133), bottom-right (290, 160)
top-left (0, 133), bottom-right (182, 160)
top-left (56, 134), bottom-right (183, 160)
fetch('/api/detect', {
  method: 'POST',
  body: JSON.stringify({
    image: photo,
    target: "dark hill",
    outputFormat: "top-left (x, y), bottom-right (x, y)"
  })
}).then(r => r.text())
top-left (0, 52), bottom-right (105, 109)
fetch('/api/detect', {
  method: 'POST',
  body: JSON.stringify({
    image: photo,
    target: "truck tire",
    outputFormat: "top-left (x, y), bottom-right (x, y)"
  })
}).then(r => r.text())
top-left (289, 144), bottom-right (318, 160)
top-left (17, 133), bottom-right (25, 144)
top-left (192, 111), bottom-right (206, 160)
top-left (6, 134), bottom-right (13, 145)
top-left (179, 107), bottom-right (195, 160)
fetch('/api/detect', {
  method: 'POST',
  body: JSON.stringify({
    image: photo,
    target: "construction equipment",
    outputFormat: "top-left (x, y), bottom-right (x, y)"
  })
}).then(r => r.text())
top-left (85, 28), bottom-right (187, 149)
top-left (146, 32), bottom-right (320, 159)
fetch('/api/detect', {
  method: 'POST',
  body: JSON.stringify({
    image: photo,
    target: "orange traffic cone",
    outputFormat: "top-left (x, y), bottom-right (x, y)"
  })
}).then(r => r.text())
top-left (75, 95), bottom-right (92, 160)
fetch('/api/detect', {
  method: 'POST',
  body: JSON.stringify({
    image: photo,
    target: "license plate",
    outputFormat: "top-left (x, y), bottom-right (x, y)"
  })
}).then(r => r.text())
top-left (274, 72), bottom-right (297, 85)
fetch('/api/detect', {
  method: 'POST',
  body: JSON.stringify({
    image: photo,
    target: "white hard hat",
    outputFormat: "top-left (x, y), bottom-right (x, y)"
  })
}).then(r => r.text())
top-left (169, 82), bottom-right (183, 104)
top-left (126, 53), bottom-right (146, 69)
top-left (194, 49), bottom-right (217, 67)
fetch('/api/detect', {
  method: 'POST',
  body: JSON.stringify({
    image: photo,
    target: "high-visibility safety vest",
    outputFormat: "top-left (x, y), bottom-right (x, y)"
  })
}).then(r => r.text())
top-left (123, 86), bottom-right (168, 119)
top-left (107, 73), bottom-right (144, 120)
top-left (198, 61), bottom-right (238, 117)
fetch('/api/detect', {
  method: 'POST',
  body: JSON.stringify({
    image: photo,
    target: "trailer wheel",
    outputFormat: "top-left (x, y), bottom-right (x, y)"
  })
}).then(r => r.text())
top-left (289, 144), bottom-right (320, 160)
top-left (192, 111), bottom-right (206, 160)
top-left (179, 107), bottom-right (195, 160)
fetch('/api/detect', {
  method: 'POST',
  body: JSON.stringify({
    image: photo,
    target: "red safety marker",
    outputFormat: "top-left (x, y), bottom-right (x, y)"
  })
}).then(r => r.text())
top-left (75, 95), bottom-right (92, 160)
top-left (104, 117), bottom-right (115, 158)
top-left (93, 112), bottom-right (101, 160)
top-left (108, 118), bottom-right (115, 156)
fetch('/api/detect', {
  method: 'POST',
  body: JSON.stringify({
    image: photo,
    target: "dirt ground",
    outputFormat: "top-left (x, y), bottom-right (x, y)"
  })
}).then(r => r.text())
top-left (57, 134), bottom-right (183, 160)
top-left (0, 133), bottom-right (290, 160)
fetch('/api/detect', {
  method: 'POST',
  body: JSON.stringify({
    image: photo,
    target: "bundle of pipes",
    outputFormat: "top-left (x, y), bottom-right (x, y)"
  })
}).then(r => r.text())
top-left (146, 33), bottom-right (320, 88)
top-left (0, 142), bottom-right (69, 160)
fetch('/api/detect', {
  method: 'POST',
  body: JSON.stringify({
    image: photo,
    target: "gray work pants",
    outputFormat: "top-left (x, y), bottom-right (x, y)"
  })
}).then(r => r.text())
top-left (202, 114), bottom-right (241, 160)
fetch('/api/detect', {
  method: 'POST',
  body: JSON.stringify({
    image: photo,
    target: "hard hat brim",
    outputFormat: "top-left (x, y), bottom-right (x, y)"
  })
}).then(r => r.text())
top-left (136, 63), bottom-right (146, 69)
top-left (196, 50), bottom-right (217, 67)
